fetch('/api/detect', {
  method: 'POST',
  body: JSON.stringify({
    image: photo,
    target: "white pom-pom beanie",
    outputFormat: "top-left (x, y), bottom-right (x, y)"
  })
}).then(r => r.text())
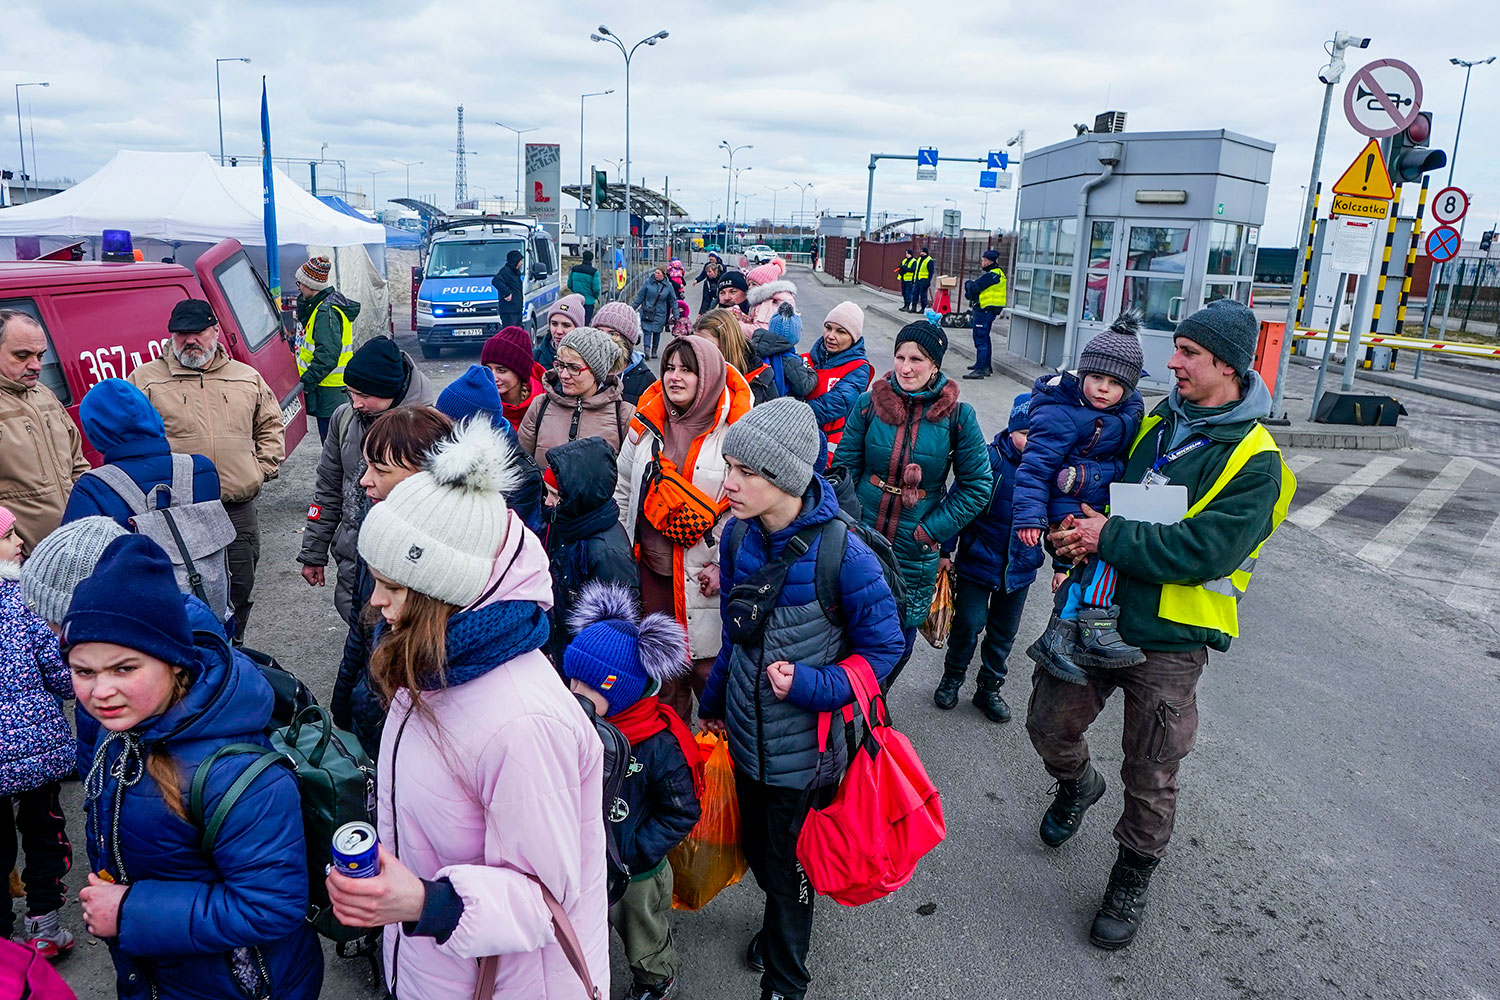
top-left (357, 418), bottom-right (522, 607)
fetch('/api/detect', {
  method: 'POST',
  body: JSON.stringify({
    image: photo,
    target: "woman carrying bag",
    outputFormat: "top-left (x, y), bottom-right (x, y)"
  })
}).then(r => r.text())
top-left (830, 320), bottom-right (992, 688)
top-left (326, 419), bottom-right (608, 999)
top-left (615, 336), bottom-right (751, 724)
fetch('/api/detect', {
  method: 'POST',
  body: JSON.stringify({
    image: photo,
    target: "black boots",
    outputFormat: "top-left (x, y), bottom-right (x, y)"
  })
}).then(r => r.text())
top-left (1027, 614), bottom-right (1088, 686)
top-left (932, 672), bottom-right (963, 710)
top-left (1038, 764), bottom-right (1106, 847)
top-left (744, 932), bottom-right (764, 973)
top-left (972, 684), bottom-right (1011, 723)
top-left (1074, 606), bottom-right (1146, 668)
top-left (1090, 845), bottom-right (1160, 950)
top-left (962, 369), bottom-right (991, 380)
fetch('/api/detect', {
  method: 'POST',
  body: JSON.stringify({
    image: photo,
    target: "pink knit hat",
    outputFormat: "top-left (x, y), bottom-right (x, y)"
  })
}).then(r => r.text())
top-left (547, 294), bottom-right (586, 334)
top-left (0, 505), bottom-right (14, 540)
top-left (823, 301), bottom-right (865, 341)
top-left (592, 301), bottom-right (642, 345)
top-left (745, 258), bottom-right (786, 287)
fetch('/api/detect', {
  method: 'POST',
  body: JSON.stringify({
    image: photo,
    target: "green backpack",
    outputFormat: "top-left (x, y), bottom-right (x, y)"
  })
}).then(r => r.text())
top-left (191, 705), bottom-right (377, 946)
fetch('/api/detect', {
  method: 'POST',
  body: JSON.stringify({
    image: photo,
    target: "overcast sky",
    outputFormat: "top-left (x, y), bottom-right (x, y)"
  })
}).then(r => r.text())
top-left (3, 0), bottom-right (1495, 246)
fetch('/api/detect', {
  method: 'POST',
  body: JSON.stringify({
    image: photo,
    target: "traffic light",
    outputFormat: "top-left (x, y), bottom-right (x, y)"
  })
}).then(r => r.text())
top-left (592, 169), bottom-right (608, 207)
top-left (1386, 112), bottom-right (1446, 184)
top-left (1482, 231), bottom-right (1495, 253)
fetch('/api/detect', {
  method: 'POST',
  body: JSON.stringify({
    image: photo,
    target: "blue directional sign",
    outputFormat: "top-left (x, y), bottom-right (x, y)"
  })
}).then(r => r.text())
top-left (917, 147), bottom-right (939, 166)
top-left (986, 151), bottom-right (1009, 170)
top-left (979, 170), bottom-right (998, 189)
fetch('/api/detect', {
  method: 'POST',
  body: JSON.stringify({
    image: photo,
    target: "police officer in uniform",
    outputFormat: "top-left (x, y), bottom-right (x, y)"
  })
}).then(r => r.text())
top-left (912, 247), bottom-right (933, 311)
top-left (896, 250), bottom-right (916, 311)
top-left (963, 249), bottom-right (1007, 379)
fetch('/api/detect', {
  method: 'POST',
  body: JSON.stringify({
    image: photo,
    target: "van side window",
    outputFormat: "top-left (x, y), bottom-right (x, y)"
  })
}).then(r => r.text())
top-left (0, 298), bottom-right (71, 405)
top-left (532, 235), bottom-right (555, 277)
top-left (211, 253), bottom-right (281, 353)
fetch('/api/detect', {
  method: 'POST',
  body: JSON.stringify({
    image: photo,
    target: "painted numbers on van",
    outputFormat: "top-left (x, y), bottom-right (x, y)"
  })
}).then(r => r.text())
top-left (79, 339), bottom-right (168, 388)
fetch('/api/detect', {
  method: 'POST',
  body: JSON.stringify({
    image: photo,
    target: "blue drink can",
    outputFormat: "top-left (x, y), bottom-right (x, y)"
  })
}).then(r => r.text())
top-left (332, 821), bottom-right (380, 879)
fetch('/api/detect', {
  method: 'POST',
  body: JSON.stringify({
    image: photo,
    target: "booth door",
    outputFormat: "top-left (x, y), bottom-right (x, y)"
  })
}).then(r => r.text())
top-left (1118, 221), bottom-right (1203, 392)
top-left (1074, 219), bottom-right (1125, 369)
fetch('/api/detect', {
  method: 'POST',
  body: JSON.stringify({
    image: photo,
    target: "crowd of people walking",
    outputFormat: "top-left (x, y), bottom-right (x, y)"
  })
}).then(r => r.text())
top-left (0, 247), bottom-right (1293, 1000)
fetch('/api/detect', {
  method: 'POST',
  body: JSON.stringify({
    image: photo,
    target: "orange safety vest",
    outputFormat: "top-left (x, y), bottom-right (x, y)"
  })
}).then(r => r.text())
top-left (801, 354), bottom-right (874, 450)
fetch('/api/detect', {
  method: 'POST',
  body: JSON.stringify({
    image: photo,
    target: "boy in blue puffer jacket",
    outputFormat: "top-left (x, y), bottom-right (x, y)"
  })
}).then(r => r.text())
top-left (1013, 312), bottom-right (1145, 681)
top-left (935, 394), bottom-right (1038, 724)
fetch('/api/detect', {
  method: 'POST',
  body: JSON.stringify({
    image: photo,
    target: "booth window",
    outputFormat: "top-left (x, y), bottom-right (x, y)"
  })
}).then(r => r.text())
top-left (1120, 226), bottom-right (1190, 330)
top-left (1080, 221), bottom-right (1115, 322)
top-left (1205, 222), bottom-right (1258, 306)
top-left (1014, 217), bottom-right (1077, 322)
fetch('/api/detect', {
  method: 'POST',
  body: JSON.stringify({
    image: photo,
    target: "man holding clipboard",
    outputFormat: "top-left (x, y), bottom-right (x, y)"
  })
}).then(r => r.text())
top-left (1026, 301), bottom-right (1296, 951)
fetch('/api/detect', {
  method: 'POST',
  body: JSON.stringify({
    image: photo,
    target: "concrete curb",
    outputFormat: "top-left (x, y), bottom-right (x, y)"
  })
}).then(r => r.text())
top-left (1266, 422), bottom-right (1410, 450)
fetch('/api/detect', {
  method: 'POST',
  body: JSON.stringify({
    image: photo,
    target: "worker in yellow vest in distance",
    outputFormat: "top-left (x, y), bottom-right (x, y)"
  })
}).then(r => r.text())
top-left (293, 255), bottom-right (359, 441)
top-left (963, 248), bottom-right (1008, 380)
top-left (896, 250), bottom-right (916, 311)
top-left (1028, 300), bottom-right (1294, 953)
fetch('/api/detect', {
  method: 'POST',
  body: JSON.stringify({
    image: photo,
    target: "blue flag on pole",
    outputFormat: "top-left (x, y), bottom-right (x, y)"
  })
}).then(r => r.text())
top-left (260, 77), bottom-right (280, 305)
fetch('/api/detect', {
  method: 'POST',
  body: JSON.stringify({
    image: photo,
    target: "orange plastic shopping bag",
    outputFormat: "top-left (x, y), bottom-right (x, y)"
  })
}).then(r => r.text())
top-left (669, 733), bottom-right (747, 910)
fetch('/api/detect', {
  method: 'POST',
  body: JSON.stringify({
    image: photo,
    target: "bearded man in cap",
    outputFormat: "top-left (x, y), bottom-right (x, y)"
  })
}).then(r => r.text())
top-left (295, 336), bottom-right (436, 625)
top-left (128, 298), bottom-right (285, 642)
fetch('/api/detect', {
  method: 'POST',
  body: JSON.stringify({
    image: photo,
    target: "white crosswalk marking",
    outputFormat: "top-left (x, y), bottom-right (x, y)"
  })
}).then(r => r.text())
top-left (1285, 454), bottom-right (1320, 475)
top-left (1357, 457), bottom-right (1476, 570)
top-left (1288, 455), bottom-right (1405, 532)
top-left (1446, 508), bottom-right (1500, 615)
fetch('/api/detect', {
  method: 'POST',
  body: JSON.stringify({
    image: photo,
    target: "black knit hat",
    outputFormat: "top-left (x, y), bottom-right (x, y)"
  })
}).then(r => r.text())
top-left (1079, 310), bottom-right (1145, 390)
top-left (344, 337), bottom-right (409, 398)
top-left (895, 320), bottom-right (948, 367)
top-left (1175, 300), bottom-right (1259, 376)
top-left (717, 270), bottom-right (749, 293)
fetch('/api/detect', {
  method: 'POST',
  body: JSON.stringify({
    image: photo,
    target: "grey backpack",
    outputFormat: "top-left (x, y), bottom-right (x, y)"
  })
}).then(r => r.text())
top-left (86, 454), bottom-right (237, 621)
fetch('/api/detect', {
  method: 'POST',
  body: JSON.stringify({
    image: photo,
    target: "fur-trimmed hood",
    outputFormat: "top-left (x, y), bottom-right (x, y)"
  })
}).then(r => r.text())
top-left (748, 278), bottom-right (797, 308)
top-left (870, 372), bottom-right (960, 426)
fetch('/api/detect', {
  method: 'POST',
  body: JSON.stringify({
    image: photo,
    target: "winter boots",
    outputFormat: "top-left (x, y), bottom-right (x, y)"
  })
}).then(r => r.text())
top-left (932, 672), bottom-right (964, 710)
top-left (972, 684), bottom-right (1011, 723)
top-left (1038, 764), bottom-right (1107, 848)
top-left (1027, 614), bottom-right (1089, 686)
top-left (1074, 606), bottom-right (1146, 668)
top-left (1090, 845), bottom-right (1160, 950)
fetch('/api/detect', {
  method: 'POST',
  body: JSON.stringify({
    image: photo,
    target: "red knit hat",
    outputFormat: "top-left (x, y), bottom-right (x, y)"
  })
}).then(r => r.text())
top-left (480, 325), bottom-right (533, 375)
top-left (542, 466), bottom-right (560, 492)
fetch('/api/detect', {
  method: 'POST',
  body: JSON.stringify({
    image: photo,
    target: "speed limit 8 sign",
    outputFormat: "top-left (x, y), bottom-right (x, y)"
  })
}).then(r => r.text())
top-left (1432, 187), bottom-right (1470, 226)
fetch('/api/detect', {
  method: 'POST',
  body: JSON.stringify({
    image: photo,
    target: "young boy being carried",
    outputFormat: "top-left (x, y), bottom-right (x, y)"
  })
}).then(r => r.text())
top-left (565, 583), bottom-right (702, 1000)
top-left (1012, 313), bottom-right (1146, 681)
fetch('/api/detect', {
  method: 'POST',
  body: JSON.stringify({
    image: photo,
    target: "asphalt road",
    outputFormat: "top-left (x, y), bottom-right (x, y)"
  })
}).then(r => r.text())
top-left (50, 269), bottom-right (1500, 999)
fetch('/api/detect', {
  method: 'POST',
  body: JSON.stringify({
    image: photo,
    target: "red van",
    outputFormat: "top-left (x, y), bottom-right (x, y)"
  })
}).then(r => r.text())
top-left (0, 238), bottom-right (308, 462)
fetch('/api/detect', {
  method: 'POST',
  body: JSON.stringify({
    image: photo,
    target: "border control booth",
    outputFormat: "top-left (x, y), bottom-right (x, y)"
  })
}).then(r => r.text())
top-left (1006, 129), bottom-right (1274, 391)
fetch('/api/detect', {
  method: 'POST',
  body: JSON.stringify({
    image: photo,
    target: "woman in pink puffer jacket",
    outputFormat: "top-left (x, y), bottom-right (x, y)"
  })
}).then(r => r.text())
top-left (327, 420), bottom-right (608, 999)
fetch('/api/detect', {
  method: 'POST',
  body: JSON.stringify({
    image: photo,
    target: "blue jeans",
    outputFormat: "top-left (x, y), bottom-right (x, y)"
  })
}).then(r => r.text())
top-left (316, 415), bottom-right (332, 442)
top-left (943, 574), bottom-right (1029, 688)
top-left (972, 308), bottom-right (996, 371)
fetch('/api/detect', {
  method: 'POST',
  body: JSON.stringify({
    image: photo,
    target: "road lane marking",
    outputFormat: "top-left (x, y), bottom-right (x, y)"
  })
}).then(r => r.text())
top-left (1356, 457), bottom-right (1476, 571)
top-left (1288, 455), bottom-right (1404, 531)
top-left (1286, 454), bottom-right (1320, 475)
top-left (1445, 506), bottom-right (1500, 616)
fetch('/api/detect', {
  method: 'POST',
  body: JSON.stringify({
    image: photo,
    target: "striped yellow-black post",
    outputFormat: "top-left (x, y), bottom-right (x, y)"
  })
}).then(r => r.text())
top-left (1395, 176), bottom-right (1430, 330)
top-left (1364, 185), bottom-right (1404, 368)
top-left (1295, 183), bottom-right (1322, 322)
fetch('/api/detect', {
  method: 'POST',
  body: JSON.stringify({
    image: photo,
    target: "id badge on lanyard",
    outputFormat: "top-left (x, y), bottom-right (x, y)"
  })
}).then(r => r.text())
top-left (1143, 435), bottom-right (1209, 486)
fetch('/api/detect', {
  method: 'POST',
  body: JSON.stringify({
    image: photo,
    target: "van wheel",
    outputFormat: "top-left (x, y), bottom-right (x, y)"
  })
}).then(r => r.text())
top-left (420, 343), bottom-right (441, 360)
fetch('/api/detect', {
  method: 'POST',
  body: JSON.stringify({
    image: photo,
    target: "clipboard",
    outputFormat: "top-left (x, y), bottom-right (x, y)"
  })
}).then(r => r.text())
top-left (1109, 483), bottom-right (1189, 525)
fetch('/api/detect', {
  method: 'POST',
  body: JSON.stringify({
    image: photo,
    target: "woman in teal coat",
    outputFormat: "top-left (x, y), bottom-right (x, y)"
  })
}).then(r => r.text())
top-left (831, 320), bottom-right (992, 687)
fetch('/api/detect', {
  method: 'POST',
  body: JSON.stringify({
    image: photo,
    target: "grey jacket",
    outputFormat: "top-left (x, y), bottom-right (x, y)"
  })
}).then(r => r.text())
top-left (296, 353), bottom-right (435, 623)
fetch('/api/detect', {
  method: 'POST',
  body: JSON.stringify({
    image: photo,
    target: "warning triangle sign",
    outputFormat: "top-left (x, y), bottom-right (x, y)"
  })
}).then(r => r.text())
top-left (1332, 139), bottom-right (1396, 201)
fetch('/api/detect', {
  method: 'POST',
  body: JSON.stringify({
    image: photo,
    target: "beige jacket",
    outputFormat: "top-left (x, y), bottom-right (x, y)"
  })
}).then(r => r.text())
top-left (0, 374), bottom-right (89, 550)
top-left (128, 346), bottom-right (285, 503)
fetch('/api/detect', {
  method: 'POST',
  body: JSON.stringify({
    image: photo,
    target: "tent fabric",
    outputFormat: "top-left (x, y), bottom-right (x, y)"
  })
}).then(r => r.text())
top-left (0, 150), bottom-right (386, 250)
top-left (317, 196), bottom-right (422, 250)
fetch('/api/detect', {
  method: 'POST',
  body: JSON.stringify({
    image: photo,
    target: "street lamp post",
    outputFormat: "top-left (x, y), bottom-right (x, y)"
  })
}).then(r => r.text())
top-left (592, 25), bottom-right (670, 283)
top-left (215, 58), bottom-right (251, 166)
top-left (740, 194), bottom-right (757, 231)
top-left (579, 89), bottom-right (614, 253)
top-left (765, 185), bottom-right (787, 230)
top-left (392, 159), bottom-right (422, 198)
top-left (793, 181), bottom-right (814, 236)
top-left (720, 140), bottom-right (751, 251)
top-left (14, 82), bottom-right (48, 202)
top-left (495, 121), bottom-right (540, 211)
top-left (1432, 55), bottom-right (1496, 340)
top-left (367, 170), bottom-right (386, 215)
top-left (943, 197), bottom-right (958, 235)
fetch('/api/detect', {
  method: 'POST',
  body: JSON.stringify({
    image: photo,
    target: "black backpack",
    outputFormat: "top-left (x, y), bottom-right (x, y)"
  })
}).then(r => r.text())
top-left (576, 694), bottom-right (633, 904)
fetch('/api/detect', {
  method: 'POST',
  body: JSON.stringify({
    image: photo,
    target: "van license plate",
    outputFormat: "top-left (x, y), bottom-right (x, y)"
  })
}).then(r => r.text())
top-left (452, 327), bottom-right (486, 337)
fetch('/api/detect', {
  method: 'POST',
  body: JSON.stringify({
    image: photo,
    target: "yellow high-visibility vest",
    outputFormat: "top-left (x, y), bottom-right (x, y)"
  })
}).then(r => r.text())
top-left (297, 301), bottom-right (354, 387)
top-left (977, 266), bottom-right (1008, 309)
top-left (914, 255), bottom-right (932, 280)
top-left (1129, 414), bottom-right (1296, 638)
top-left (897, 256), bottom-right (914, 280)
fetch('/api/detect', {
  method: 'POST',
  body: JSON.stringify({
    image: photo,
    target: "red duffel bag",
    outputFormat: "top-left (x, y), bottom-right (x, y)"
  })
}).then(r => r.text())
top-left (795, 654), bottom-right (946, 906)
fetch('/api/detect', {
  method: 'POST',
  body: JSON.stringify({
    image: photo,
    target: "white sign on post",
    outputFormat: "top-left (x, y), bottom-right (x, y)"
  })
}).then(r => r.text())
top-left (1331, 216), bottom-right (1377, 272)
top-left (1343, 59), bottom-right (1423, 138)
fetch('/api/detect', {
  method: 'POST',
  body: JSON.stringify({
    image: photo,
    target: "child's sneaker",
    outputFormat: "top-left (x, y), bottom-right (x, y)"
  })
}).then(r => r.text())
top-left (23, 910), bottom-right (74, 959)
top-left (625, 977), bottom-right (676, 999)
top-left (1074, 606), bottom-right (1147, 669)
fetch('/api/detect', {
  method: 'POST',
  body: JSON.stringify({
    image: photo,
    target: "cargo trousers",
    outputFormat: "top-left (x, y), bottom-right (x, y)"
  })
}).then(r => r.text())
top-left (1025, 646), bottom-right (1207, 858)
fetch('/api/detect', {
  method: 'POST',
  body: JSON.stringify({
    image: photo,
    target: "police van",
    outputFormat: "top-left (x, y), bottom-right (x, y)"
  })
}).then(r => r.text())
top-left (414, 216), bottom-right (560, 358)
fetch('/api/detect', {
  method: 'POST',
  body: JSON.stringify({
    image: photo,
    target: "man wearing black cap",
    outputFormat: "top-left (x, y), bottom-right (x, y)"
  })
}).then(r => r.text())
top-left (963, 249), bottom-right (1008, 379)
top-left (1032, 300), bottom-right (1294, 951)
top-left (716, 269), bottom-right (752, 317)
top-left (295, 336), bottom-right (436, 624)
top-left (129, 299), bottom-right (285, 642)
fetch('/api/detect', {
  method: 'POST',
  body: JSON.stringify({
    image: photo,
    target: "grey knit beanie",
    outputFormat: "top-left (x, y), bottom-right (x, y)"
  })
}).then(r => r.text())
top-left (21, 516), bottom-right (129, 625)
top-left (558, 327), bottom-right (623, 383)
top-left (1174, 300), bottom-right (1259, 376)
top-left (1079, 311), bottom-right (1145, 390)
top-left (722, 397), bottom-right (821, 498)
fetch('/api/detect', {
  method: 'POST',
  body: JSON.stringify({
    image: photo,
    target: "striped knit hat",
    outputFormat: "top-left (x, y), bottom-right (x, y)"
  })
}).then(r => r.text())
top-left (296, 255), bottom-right (333, 292)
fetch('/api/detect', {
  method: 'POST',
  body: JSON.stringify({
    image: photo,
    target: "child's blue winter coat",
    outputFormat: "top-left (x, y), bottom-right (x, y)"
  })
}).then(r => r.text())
top-left (79, 629), bottom-right (322, 1000)
top-left (0, 569), bottom-right (74, 797)
top-left (1011, 371), bottom-right (1143, 530)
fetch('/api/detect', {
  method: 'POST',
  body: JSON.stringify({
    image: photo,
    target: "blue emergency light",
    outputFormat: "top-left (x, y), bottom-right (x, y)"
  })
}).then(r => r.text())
top-left (101, 229), bottom-right (135, 262)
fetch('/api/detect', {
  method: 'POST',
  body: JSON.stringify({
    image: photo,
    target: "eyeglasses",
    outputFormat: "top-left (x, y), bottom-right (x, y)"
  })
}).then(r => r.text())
top-left (554, 360), bottom-right (587, 377)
